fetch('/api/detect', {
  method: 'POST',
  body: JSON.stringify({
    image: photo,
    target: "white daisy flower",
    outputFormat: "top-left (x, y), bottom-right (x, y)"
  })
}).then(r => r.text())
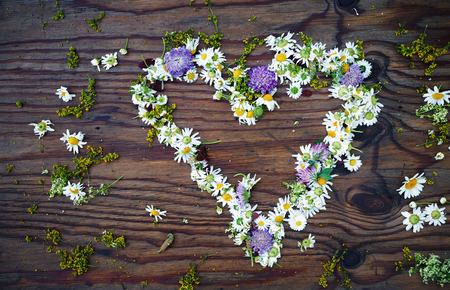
top-left (273, 64), bottom-right (289, 83)
top-left (243, 106), bottom-right (257, 126)
top-left (29, 120), bottom-right (55, 139)
top-left (266, 32), bottom-right (296, 52)
top-left (217, 188), bottom-right (236, 207)
top-left (200, 68), bottom-right (220, 86)
top-left (91, 58), bottom-right (100, 72)
top-left (240, 173), bottom-right (261, 191)
top-left (145, 205), bottom-right (167, 222)
top-left (423, 86), bottom-right (450, 106)
top-left (158, 122), bottom-right (181, 145)
top-left (287, 209), bottom-right (307, 231)
top-left (101, 52), bottom-right (118, 70)
top-left (174, 144), bottom-right (196, 163)
top-left (259, 243), bottom-right (282, 268)
top-left (183, 68), bottom-right (198, 83)
top-left (255, 89), bottom-right (280, 111)
top-left (211, 176), bottom-right (231, 197)
top-left (268, 207), bottom-right (285, 225)
top-left (196, 166), bottom-right (223, 191)
top-left (434, 152), bottom-right (444, 160)
top-left (356, 59), bottom-right (372, 78)
top-left (213, 76), bottom-right (231, 91)
top-left (321, 59), bottom-right (338, 74)
top-left (229, 66), bottom-right (249, 81)
top-left (173, 127), bottom-right (201, 148)
top-left (269, 223), bottom-right (285, 239)
top-left (184, 37), bottom-right (200, 54)
top-left (294, 44), bottom-right (312, 67)
top-left (60, 129), bottom-right (87, 155)
top-left (254, 215), bottom-right (270, 230)
top-left (271, 51), bottom-right (294, 68)
top-left (328, 84), bottom-right (351, 101)
top-left (401, 207), bottom-right (425, 233)
top-left (287, 82), bottom-right (302, 99)
top-left (298, 233), bottom-right (315, 252)
top-left (361, 110), bottom-right (378, 126)
top-left (138, 107), bottom-right (156, 126)
top-left (56, 86), bottom-right (75, 102)
top-left (397, 172), bottom-right (426, 199)
top-left (306, 186), bottom-right (331, 205)
top-left (195, 47), bottom-right (214, 67)
top-left (62, 181), bottom-right (86, 201)
top-left (423, 203), bottom-right (446, 226)
top-left (297, 68), bottom-right (311, 86)
top-left (311, 42), bottom-right (326, 62)
top-left (344, 154), bottom-right (362, 172)
top-left (233, 232), bottom-right (247, 246)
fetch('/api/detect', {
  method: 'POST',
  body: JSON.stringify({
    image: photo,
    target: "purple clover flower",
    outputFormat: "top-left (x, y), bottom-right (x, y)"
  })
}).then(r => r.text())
top-left (250, 228), bottom-right (273, 255)
top-left (247, 65), bottom-right (278, 94)
top-left (235, 182), bottom-right (246, 209)
top-left (339, 64), bottom-right (364, 87)
top-left (310, 142), bottom-right (329, 162)
top-left (164, 46), bottom-right (194, 78)
top-left (296, 166), bottom-right (318, 188)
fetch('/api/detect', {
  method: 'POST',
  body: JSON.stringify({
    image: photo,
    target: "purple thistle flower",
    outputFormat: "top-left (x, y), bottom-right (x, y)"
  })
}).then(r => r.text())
top-left (339, 64), bottom-right (364, 87)
top-left (250, 228), bottom-right (273, 255)
top-left (247, 65), bottom-right (278, 94)
top-left (235, 182), bottom-right (246, 209)
top-left (164, 46), bottom-right (194, 78)
top-left (296, 166), bottom-right (318, 188)
top-left (310, 142), bottom-right (330, 162)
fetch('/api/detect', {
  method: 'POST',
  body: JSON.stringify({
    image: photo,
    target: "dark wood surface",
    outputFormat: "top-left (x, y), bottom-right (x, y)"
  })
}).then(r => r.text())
top-left (1, 0), bottom-right (450, 289)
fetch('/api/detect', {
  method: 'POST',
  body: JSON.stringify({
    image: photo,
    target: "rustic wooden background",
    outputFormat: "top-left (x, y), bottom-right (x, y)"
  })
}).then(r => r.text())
top-left (1, 0), bottom-right (450, 289)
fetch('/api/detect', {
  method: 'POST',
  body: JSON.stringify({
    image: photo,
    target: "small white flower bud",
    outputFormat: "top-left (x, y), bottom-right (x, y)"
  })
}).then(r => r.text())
top-left (409, 201), bottom-right (417, 208)
top-left (119, 48), bottom-right (128, 55)
top-left (440, 197), bottom-right (447, 204)
top-left (216, 205), bottom-right (223, 215)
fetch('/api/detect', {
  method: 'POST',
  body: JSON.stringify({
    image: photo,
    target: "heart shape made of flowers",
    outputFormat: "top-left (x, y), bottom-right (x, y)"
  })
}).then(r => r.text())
top-left (130, 31), bottom-right (383, 267)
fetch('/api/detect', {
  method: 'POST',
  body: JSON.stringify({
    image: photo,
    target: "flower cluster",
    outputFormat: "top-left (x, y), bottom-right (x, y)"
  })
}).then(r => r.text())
top-left (129, 31), bottom-right (382, 267)
top-left (99, 230), bottom-right (126, 249)
top-left (409, 252), bottom-right (450, 287)
top-left (56, 243), bottom-right (95, 277)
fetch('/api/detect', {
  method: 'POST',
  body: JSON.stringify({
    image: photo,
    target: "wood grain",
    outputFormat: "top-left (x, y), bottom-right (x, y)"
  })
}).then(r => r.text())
top-left (1, 0), bottom-right (450, 289)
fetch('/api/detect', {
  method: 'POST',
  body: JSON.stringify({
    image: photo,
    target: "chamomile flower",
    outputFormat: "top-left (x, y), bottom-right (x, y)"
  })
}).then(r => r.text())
top-left (295, 44), bottom-right (312, 67)
top-left (174, 144), bottom-right (196, 163)
top-left (298, 233), bottom-right (315, 252)
top-left (211, 176), bottom-right (231, 197)
top-left (435, 152), bottom-right (444, 160)
top-left (240, 173), bottom-right (261, 191)
top-left (265, 32), bottom-right (296, 52)
top-left (287, 209), bottom-right (307, 231)
top-left (229, 66), bottom-right (249, 81)
top-left (255, 89), bottom-right (280, 111)
top-left (287, 81), bottom-right (302, 99)
top-left (173, 128), bottom-right (201, 148)
top-left (268, 207), bottom-right (285, 225)
top-left (156, 94), bottom-right (168, 106)
top-left (145, 205), bottom-right (167, 222)
top-left (91, 58), bottom-right (100, 72)
top-left (200, 68), bottom-right (220, 86)
top-left (307, 186), bottom-right (331, 205)
top-left (402, 207), bottom-right (425, 233)
top-left (60, 129), bottom-right (87, 155)
top-left (217, 188), bottom-right (236, 207)
top-left (101, 52), bottom-right (118, 70)
top-left (183, 68), bottom-right (198, 83)
top-left (184, 37), bottom-right (200, 54)
top-left (138, 107), bottom-right (156, 126)
top-left (56, 86), bottom-right (75, 102)
top-left (329, 84), bottom-right (351, 101)
top-left (423, 86), bottom-right (450, 106)
top-left (196, 166), bottom-right (223, 191)
top-left (277, 196), bottom-right (293, 215)
top-left (271, 51), bottom-right (294, 68)
top-left (397, 172), bottom-right (426, 199)
top-left (423, 204), bottom-right (446, 226)
top-left (195, 47), bottom-right (214, 67)
top-left (254, 215), bottom-right (270, 230)
top-left (157, 122), bottom-right (180, 145)
top-left (344, 154), bottom-right (362, 172)
top-left (62, 181), bottom-right (86, 201)
top-left (356, 59), bottom-right (372, 78)
top-left (260, 243), bottom-right (281, 268)
top-left (297, 68), bottom-right (311, 86)
top-left (29, 120), bottom-right (55, 139)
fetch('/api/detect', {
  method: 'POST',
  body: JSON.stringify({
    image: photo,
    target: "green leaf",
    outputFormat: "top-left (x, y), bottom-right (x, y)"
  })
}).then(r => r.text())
top-left (318, 168), bottom-right (334, 180)
top-left (314, 139), bottom-right (323, 144)
top-left (243, 188), bottom-right (250, 203)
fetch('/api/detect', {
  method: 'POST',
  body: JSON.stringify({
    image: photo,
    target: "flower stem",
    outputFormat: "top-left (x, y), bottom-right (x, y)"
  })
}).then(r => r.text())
top-left (124, 38), bottom-right (129, 49)
top-left (141, 55), bottom-right (150, 68)
top-left (200, 140), bottom-right (222, 145)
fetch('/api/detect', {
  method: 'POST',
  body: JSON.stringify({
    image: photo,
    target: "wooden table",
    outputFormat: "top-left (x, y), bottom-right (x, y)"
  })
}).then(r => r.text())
top-left (1, 0), bottom-right (450, 289)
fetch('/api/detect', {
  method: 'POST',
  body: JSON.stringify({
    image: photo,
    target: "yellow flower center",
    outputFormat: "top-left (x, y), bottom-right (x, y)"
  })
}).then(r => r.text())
top-left (163, 64), bottom-right (168, 72)
top-left (296, 221), bottom-right (302, 226)
top-left (190, 50), bottom-right (196, 54)
top-left (275, 216), bottom-right (283, 223)
top-left (350, 159), bottom-right (356, 166)
top-left (235, 107), bottom-right (245, 116)
top-left (151, 210), bottom-right (159, 216)
top-left (61, 91), bottom-right (66, 96)
top-left (217, 64), bottom-right (222, 71)
top-left (187, 72), bottom-right (195, 80)
top-left (276, 53), bottom-right (287, 62)
top-left (263, 94), bottom-right (273, 102)
top-left (68, 137), bottom-right (79, 145)
top-left (283, 204), bottom-right (290, 210)
top-left (201, 53), bottom-right (207, 60)
top-left (258, 221), bottom-right (264, 226)
top-left (341, 63), bottom-right (350, 74)
top-left (405, 178), bottom-right (417, 190)
top-left (317, 177), bottom-right (327, 185)
top-left (182, 147), bottom-right (191, 154)
top-left (222, 193), bottom-right (232, 201)
top-left (432, 93), bottom-right (443, 100)
top-left (247, 110), bottom-right (254, 118)
top-left (216, 183), bottom-right (223, 190)
top-left (328, 131), bottom-right (336, 138)
top-left (340, 55), bottom-right (346, 62)
top-left (69, 188), bottom-right (79, 194)
top-left (233, 69), bottom-right (242, 79)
